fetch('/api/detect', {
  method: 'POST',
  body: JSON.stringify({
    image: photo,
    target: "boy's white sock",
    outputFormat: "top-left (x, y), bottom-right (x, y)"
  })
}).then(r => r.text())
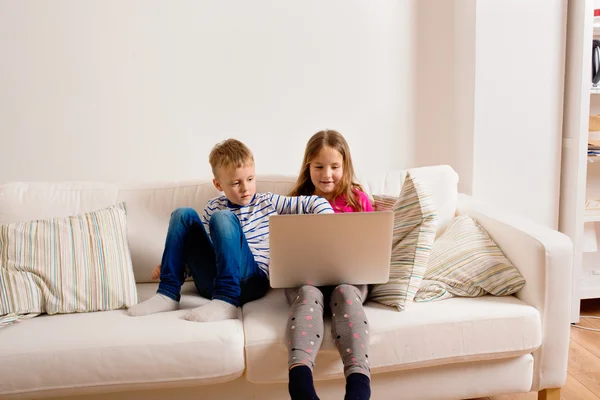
top-left (184, 299), bottom-right (238, 322)
top-left (127, 294), bottom-right (179, 316)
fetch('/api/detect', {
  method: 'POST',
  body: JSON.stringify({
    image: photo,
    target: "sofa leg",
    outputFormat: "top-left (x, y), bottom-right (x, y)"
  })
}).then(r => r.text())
top-left (538, 388), bottom-right (560, 400)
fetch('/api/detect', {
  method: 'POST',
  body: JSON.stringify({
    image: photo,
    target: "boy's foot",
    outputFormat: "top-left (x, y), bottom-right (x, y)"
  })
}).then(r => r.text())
top-left (184, 299), bottom-right (238, 322)
top-left (289, 365), bottom-right (320, 400)
top-left (345, 373), bottom-right (371, 400)
top-left (127, 294), bottom-right (179, 316)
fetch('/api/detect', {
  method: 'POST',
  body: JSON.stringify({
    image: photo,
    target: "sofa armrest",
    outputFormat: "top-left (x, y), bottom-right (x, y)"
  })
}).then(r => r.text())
top-left (456, 194), bottom-right (573, 391)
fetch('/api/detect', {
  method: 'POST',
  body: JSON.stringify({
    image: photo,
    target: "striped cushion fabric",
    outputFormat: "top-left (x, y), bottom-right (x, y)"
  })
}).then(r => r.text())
top-left (369, 173), bottom-right (438, 311)
top-left (414, 215), bottom-right (526, 302)
top-left (0, 202), bottom-right (137, 318)
top-left (414, 280), bottom-right (454, 302)
top-left (372, 194), bottom-right (397, 212)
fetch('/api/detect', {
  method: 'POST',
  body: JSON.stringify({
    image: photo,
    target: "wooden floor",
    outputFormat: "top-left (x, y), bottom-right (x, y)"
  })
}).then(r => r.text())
top-left (468, 299), bottom-right (600, 400)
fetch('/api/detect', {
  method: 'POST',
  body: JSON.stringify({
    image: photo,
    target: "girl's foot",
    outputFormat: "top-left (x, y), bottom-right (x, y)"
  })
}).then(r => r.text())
top-left (289, 365), bottom-right (320, 400)
top-left (344, 373), bottom-right (371, 400)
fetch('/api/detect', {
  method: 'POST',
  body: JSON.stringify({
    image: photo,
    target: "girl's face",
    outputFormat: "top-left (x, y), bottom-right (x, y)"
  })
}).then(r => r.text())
top-left (309, 146), bottom-right (344, 200)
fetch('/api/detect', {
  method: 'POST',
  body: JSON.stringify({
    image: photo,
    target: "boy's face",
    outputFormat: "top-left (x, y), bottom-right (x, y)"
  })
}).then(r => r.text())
top-left (213, 163), bottom-right (256, 206)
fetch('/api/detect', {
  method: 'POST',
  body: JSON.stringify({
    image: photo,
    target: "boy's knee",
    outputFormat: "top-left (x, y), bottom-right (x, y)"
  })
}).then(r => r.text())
top-left (209, 210), bottom-right (236, 230)
top-left (170, 207), bottom-right (197, 221)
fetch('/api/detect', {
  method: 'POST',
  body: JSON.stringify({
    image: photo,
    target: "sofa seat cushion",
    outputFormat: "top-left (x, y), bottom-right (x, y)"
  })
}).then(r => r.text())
top-left (0, 282), bottom-right (245, 398)
top-left (242, 289), bottom-right (541, 383)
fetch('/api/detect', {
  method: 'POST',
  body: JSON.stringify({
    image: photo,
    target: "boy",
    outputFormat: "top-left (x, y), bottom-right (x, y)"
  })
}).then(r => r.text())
top-left (128, 139), bottom-right (333, 322)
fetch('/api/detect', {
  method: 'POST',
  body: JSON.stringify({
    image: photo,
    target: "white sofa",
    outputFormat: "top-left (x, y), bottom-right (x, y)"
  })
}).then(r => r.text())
top-left (0, 165), bottom-right (572, 400)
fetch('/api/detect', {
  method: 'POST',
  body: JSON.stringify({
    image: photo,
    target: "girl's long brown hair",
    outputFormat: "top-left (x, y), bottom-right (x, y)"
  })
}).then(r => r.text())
top-left (289, 130), bottom-right (365, 212)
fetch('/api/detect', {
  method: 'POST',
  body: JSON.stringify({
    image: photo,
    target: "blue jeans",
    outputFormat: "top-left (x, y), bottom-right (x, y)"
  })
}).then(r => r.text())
top-left (157, 207), bottom-right (269, 307)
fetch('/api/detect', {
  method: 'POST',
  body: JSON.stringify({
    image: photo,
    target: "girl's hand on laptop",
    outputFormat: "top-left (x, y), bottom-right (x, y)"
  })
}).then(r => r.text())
top-left (151, 264), bottom-right (161, 280)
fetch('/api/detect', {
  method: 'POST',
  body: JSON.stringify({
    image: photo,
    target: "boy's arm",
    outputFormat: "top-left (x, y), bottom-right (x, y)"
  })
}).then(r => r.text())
top-left (270, 193), bottom-right (333, 214)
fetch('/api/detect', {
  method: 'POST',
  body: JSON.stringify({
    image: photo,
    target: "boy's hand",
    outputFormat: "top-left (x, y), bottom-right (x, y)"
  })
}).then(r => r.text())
top-left (151, 264), bottom-right (161, 280)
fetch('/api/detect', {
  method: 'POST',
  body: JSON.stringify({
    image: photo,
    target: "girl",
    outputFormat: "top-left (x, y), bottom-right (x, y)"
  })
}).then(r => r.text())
top-left (286, 130), bottom-right (373, 400)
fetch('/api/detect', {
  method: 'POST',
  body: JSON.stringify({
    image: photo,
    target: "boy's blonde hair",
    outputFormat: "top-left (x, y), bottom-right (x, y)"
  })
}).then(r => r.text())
top-left (289, 130), bottom-right (365, 212)
top-left (209, 139), bottom-right (254, 177)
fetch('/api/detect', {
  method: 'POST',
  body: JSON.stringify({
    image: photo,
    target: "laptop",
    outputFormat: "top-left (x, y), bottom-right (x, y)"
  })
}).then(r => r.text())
top-left (268, 211), bottom-right (394, 289)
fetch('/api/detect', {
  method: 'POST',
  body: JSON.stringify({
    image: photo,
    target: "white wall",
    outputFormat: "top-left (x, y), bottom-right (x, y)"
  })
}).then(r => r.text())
top-left (0, 1), bottom-right (414, 183)
top-left (413, 0), bottom-right (567, 229)
top-left (412, 0), bottom-right (476, 196)
top-left (0, 1), bottom-right (568, 229)
top-left (452, 0), bottom-right (476, 196)
top-left (413, 0), bottom-right (459, 174)
top-left (471, 0), bottom-right (567, 229)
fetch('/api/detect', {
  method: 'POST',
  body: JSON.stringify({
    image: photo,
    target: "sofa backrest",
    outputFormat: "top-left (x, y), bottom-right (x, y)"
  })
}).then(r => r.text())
top-left (0, 165), bottom-right (458, 283)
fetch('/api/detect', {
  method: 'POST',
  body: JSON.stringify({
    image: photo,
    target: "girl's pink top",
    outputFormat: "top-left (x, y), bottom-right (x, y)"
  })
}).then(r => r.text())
top-left (329, 189), bottom-right (374, 213)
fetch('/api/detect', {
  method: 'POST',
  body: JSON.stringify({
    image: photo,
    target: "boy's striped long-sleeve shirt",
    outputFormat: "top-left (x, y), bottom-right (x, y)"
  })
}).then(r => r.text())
top-left (201, 193), bottom-right (334, 277)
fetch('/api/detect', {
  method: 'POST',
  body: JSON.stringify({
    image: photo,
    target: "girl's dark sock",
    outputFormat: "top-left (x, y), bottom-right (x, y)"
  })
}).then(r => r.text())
top-left (344, 373), bottom-right (371, 400)
top-left (289, 365), bottom-right (320, 400)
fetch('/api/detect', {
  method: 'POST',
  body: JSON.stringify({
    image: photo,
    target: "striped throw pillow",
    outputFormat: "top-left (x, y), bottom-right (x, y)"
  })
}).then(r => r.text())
top-left (372, 194), bottom-right (397, 212)
top-left (414, 215), bottom-right (525, 302)
top-left (413, 280), bottom-right (454, 302)
top-left (369, 173), bottom-right (438, 311)
top-left (0, 202), bottom-right (137, 317)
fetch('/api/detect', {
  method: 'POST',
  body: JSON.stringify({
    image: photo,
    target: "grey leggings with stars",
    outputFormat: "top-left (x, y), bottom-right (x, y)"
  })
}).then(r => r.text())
top-left (285, 284), bottom-right (370, 378)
